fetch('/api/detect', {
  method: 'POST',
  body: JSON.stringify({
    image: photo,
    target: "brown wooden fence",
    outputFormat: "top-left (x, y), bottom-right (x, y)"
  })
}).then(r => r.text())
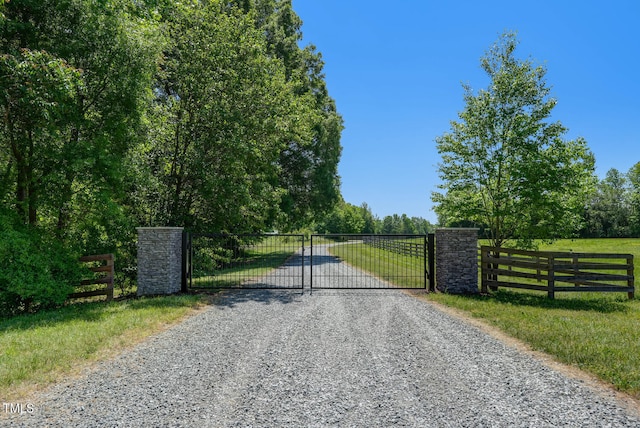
top-left (362, 235), bottom-right (425, 258)
top-left (481, 246), bottom-right (634, 299)
top-left (68, 254), bottom-right (115, 302)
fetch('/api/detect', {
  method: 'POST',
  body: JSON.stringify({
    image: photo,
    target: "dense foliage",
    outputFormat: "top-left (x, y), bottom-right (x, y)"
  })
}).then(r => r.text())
top-left (581, 163), bottom-right (640, 238)
top-left (0, 209), bottom-right (82, 316)
top-left (0, 0), bottom-right (342, 313)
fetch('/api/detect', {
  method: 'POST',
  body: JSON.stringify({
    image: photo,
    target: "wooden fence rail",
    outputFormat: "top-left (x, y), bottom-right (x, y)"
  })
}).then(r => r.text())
top-left (481, 246), bottom-right (634, 299)
top-left (68, 254), bottom-right (115, 302)
top-left (363, 236), bottom-right (425, 258)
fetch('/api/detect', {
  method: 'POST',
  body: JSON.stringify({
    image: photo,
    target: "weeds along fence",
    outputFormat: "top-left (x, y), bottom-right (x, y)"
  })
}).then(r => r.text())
top-left (68, 254), bottom-right (115, 302)
top-left (481, 246), bottom-right (634, 299)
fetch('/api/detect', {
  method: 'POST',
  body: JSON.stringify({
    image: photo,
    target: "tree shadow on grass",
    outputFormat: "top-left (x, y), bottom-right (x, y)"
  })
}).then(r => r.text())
top-left (463, 289), bottom-right (632, 314)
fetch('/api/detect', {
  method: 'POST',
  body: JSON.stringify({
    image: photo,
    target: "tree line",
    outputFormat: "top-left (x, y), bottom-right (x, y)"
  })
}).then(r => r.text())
top-left (315, 201), bottom-right (434, 235)
top-left (0, 0), bottom-right (342, 313)
top-left (581, 164), bottom-right (640, 238)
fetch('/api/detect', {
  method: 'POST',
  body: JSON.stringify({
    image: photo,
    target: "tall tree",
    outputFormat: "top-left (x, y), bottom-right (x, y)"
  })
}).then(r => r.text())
top-left (626, 162), bottom-right (640, 237)
top-left (433, 32), bottom-right (595, 248)
top-left (319, 200), bottom-right (366, 234)
top-left (1, 0), bottom-right (160, 244)
top-left (231, 0), bottom-right (343, 228)
top-left (0, 49), bottom-right (82, 225)
top-left (145, 1), bottom-right (299, 232)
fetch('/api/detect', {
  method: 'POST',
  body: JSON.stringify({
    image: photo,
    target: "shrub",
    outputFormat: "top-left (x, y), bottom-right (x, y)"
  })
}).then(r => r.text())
top-left (0, 212), bottom-right (83, 317)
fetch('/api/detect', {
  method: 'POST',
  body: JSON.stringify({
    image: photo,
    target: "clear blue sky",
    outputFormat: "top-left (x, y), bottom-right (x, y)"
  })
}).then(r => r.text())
top-left (292, 0), bottom-right (640, 224)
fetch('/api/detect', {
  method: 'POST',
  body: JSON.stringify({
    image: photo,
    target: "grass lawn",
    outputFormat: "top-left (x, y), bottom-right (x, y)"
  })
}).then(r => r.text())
top-left (0, 294), bottom-right (207, 401)
top-left (329, 242), bottom-right (425, 288)
top-left (191, 250), bottom-right (296, 288)
top-left (426, 289), bottom-right (640, 396)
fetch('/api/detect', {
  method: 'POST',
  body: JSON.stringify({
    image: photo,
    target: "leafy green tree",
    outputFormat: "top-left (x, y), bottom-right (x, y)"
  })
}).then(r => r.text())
top-left (360, 203), bottom-right (377, 233)
top-left (625, 162), bottom-right (640, 237)
top-left (145, 1), bottom-right (299, 232)
top-left (381, 214), bottom-right (401, 234)
top-left (1, 0), bottom-right (160, 241)
top-left (1, 0), bottom-right (162, 300)
top-left (411, 217), bottom-right (435, 234)
top-left (433, 32), bottom-right (595, 248)
top-left (319, 200), bottom-right (369, 234)
top-left (378, 214), bottom-right (432, 234)
top-left (0, 49), bottom-right (82, 225)
top-left (0, 208), bottom-right (82, 316)
top-left (230, 0), bottom-right (343, 228)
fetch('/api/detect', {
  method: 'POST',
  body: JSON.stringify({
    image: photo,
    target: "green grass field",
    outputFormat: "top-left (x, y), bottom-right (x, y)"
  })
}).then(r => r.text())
top-left (329, 242), bottom-right (425, 288)
top-left (337, 237), bottom-right (640, 397)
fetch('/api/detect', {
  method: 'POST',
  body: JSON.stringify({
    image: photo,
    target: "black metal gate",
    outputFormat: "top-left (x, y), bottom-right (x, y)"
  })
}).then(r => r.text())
top-left (183, 233), bottom-right (305, 290)
top-left (310, 234), bottom-right (434, 291)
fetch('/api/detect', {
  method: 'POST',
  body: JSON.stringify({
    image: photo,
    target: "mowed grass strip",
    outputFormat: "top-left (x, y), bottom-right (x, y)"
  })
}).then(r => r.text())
top-left (192, 250), bottom-right (295, 288)
top-left (0, 294), bottom-right (206, 401)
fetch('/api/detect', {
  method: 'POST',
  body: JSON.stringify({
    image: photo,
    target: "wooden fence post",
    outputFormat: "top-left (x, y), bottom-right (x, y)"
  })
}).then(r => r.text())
top-left (547, 255), bottom-right (555, 299)
top-left (71, 254), bottom-right (115, 302)
top-left (628, 255), bottom-right (635, 300)
top-left (481, 248), bottom-right (488, 294)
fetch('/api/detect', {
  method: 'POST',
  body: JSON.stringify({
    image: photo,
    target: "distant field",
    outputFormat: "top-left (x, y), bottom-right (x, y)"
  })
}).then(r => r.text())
top-left (190, 235), bottom-right (302, 288)
top-left (329, 241), bottom-right (425, 288)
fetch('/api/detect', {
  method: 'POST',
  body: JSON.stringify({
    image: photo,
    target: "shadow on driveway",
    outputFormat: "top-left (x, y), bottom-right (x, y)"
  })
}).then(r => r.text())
top-left (208, 289), bottom-right (305, 309)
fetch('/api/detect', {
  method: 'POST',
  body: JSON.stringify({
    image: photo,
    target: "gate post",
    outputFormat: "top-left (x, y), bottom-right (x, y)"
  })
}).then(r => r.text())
top-left (427, 233), bottom-right (435, 292)
top-left (435, 228), bottom-right (479, 294)
top-left (137, 227), bottom-right (184, 296)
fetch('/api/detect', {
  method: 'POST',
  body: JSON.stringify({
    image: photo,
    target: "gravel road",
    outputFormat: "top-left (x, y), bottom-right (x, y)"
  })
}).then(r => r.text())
top-left (5, 248), bottom-right (640, 427)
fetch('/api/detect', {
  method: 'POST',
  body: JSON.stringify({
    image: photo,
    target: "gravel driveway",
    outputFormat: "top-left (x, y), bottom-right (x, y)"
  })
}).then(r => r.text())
top-left (5, 249), bottom-right (640, 427)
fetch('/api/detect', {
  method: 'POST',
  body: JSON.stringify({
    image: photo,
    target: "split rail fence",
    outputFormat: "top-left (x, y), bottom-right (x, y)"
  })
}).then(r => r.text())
top-left (68, 254), bottom-right (115, 302)
top-left (481, 246), bottom-right (634, 299)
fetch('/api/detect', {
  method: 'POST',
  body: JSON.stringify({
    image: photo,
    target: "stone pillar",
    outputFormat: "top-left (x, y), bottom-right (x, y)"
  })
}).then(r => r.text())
top-left (435, 228), bottom-right (479, 294)
top-left (137, 227), bottom-right (184, 296)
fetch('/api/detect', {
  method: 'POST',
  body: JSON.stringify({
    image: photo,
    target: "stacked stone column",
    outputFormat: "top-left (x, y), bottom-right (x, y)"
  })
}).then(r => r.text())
top-left (435, 228), bottom-right (479, 294)
top-left (137, 227), bottom-right (184, 296)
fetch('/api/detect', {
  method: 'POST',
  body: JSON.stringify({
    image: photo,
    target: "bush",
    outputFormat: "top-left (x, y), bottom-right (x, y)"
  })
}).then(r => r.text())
top-left (0, 213), bottom-right (83, 317)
